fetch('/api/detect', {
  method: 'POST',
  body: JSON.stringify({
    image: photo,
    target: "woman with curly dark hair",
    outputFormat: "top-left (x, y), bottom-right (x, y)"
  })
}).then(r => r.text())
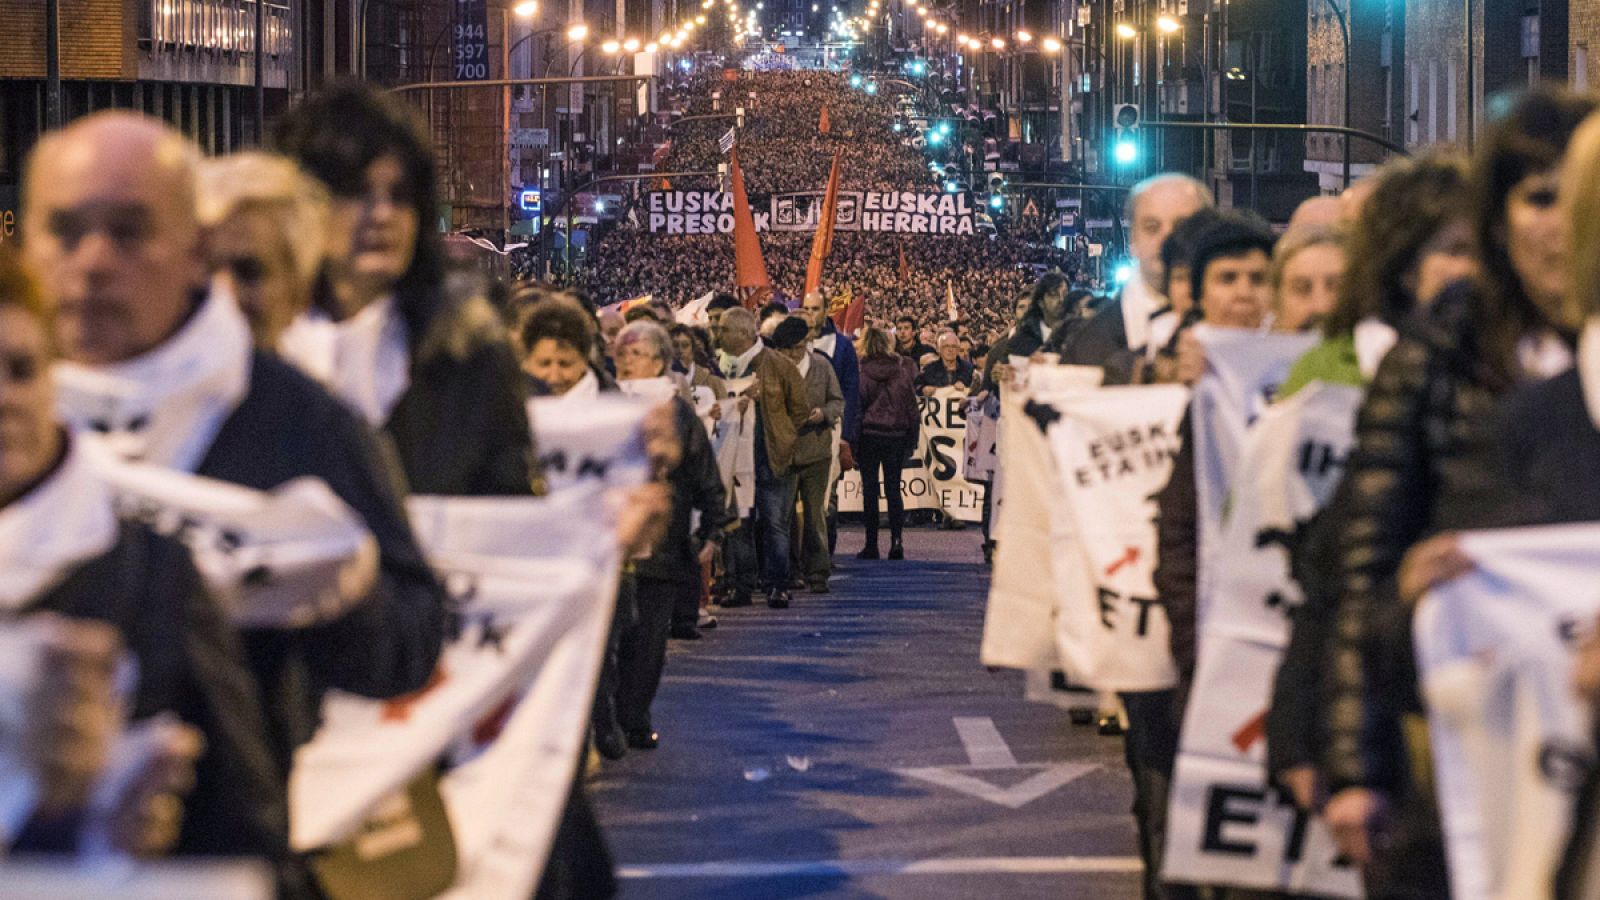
top-left (1321, 87), bottom-right (1597, 899)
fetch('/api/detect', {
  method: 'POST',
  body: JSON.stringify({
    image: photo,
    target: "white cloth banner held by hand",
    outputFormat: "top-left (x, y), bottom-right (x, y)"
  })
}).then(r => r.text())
top-left (1043, 384), bottom-right (1189, 691)
top-left (291, 485), bottom-right (621, 900)
top-left (1414, 524), bottom-right (1600, 900)
top-left (1163, 383), bottom-right (1363, 898)
top-left (836, 386), bottom-right (984, 522)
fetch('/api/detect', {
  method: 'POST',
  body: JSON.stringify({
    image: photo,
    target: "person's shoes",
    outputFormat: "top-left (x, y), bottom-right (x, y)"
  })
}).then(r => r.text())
top-left (940, 517), bottom-right (965, 531)
top-left (766, 588), bottom-right (791, 609)
top-left (625, 729), bottom-right (660, 750)
top-left (789, 575), bottom-right (807, 590)
top-left (887, 541), bottom-right (904, 560)
top-left (594, 728), bottom-right (628, 761)
top-left (669, 622), bottom-right (702, 640)
top-left (698, 611), bottom-right (719, 630)
top-left (1068, 708), bottom-right (1095, 726)
top-left (857, 545), bottom-right (880, 560)
top-left (723, 590), bottom-right (753, 608)
top-left (1097, 713), bottom-right (1125, 737)
top-left (982, 541), bottom-right (995, 566)
top-left (808, 580), bottom-right (830, 594)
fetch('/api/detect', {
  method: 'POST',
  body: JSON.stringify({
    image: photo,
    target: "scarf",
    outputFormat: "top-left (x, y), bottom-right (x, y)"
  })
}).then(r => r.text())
top-left (278, 297), bottom-right (412, 427)
top-left (0, 437), bottom-right (120, 613)
top-left (53, 286), bottom-right (253, 473)
top-left (1119, 269), bottom-right (1167, 358)
top-left (719, 342), bottom-right (763, 379)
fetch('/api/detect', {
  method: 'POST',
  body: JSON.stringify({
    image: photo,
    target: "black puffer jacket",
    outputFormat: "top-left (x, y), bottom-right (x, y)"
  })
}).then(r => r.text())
top-left (1324, 283), bottom-right (1527, 794)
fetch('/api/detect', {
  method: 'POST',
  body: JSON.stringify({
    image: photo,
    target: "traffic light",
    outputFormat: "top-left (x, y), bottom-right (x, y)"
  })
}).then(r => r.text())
top-left (1112, 103), bottom-right (1141, 167)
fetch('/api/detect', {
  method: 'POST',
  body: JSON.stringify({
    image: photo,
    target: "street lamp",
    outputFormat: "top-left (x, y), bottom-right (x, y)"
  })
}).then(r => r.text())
top-left (567, 22), bottom-right (589, 41)
top-left (1040, 36), bottom-right (1061, 53)
top-left (1155, 15), bottom-right (1180, 34)
top-left (513, 0), bottom-right (538, 17)
top-left (1015, 30), bottom-right (1031, 44)
top-left (1114, 23), bottom-right (1138, 40)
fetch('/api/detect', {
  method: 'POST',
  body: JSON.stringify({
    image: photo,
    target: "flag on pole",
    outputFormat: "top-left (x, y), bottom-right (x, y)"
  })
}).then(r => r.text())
top-left (804, 149), bottom-right (844, 299)
top-left (729, 148), bottom-right (771, 308)
top-left (898, 241), bottom-right (910, 283)
top-left (719, 127), bottom-right (737, 155)
top-left (829, 287), bottom-right (865, 336)
top-left (819, 105), bottom-right (831, 135)
top-left (945, 281), bottom-right (959, 323)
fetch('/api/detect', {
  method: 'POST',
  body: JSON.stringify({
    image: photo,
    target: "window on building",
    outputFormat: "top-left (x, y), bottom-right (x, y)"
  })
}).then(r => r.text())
top-left (1428, 58), bottom-right (1439, 144)
top-left (1448, 58), bottom-right (1458, 142)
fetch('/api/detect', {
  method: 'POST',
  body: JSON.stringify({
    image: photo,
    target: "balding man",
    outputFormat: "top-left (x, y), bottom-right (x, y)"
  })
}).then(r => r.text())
top-left (715, 307), bottom-right (811, 608)
top-left (800, 289), bottom-right (859, 554)
top-left (25, 114), bottom-right (446, 833)
top-left (1059, 173), bottom-right (1213, 384)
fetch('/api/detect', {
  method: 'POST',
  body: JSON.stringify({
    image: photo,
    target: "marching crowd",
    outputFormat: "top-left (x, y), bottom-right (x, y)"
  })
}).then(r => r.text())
top-left (569, 69), bottom-right (1093, 336)
top-left (978, 85), bottom-right (1600, 900)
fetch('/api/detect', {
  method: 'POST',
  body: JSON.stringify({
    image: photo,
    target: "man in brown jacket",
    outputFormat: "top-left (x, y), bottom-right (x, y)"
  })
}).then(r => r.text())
top-left (770, 316), bottom-right (844, 593)
top-left (716, 307), bottom-right (813, 608)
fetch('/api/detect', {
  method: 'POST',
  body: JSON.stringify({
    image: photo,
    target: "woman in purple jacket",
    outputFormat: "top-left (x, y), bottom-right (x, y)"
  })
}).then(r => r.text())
top-left (855, 325), bottom-right (921, 560)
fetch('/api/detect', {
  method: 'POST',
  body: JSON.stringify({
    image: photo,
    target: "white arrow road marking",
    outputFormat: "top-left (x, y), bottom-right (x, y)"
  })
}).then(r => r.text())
top-left (954, 716), bottom-right (1018, 767)
top-left (894, 716), bottom-right (1099, 809)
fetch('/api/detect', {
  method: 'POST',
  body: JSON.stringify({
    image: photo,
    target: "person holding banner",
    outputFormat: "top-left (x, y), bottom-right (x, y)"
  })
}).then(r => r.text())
top-left (856, 325), bottom-right (920, 561)
top-left (1006, 273), bottom-right (1072, 360)
top-left (715, 307), bottom-right (812, 609)
top-left (768, 315), bottom-right (843, 593)
top-left (612, 321), bottom-right (730, 747)
top-left (1266, 155), bottom-right (1473, 812)
top-left (0, 250), bottom-right (282, 863)
top-left (1321, 88), bottom-right (1596, 897)
top-left (917, 331), bottom-right (976, 395)
top-left (275, 83), bottom-right (540, 497)
top-left (1060, 174), bottom-right (1213, 383)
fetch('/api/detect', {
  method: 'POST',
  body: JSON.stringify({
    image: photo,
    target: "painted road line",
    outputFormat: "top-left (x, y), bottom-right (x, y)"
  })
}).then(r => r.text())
top-left (954, 716), bottom-right (1018, 767)
top-left (618, 856), bottom-right (1144, 878)
top-left (894, 716), bottom-right (1100, 808)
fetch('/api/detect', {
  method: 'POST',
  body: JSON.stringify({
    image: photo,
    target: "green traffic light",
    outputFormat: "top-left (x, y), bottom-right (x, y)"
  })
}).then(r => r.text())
top-left (1114, 138), bottom-right (1139, 166)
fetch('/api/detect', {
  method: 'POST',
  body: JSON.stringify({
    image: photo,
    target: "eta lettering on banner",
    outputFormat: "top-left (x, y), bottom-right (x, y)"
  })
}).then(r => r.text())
top-left (1164, 381), bottom-right (1362, 897)
top-left (1042, 384), bottom-right (1190, 691)
top-left (1414, 524), bottom-right (1600, 900)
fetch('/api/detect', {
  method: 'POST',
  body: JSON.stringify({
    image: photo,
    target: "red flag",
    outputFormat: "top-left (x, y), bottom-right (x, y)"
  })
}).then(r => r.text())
top-left (829, 287), bottom-right (865, 336)
top-left (803, 149), bottom-right (844, 298)
top-left (729, 148), bottom-right (771, 306)
top-left (819, 105), bottom-right (831, 135)
top-left (898, 241), bottom-right (910, 282)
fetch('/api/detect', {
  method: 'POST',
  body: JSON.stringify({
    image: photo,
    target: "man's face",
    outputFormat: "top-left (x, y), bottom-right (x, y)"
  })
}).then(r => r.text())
top-left (895, 320), bottom-right (915, 346)
top-left (1013, 294), bottom-right (1031, 323)
top-left (937, 334), bottom-right (959, 365)
top-left (800, 292), bottom-right (827, 336)
top-left (1199, 249), bottom-right (1271, 329)
top-left (0, 307), bottom-right (59, 494)
top-left (672, 333), bottom-right (695, 366)
top-left (23, 123), bottom-right (206, 365)
top-left (599, 312), bottom-right (625, 356)
top-left (707, 307), bottom-right (725, 345)
top-left (1130, 181), bottom-right (1206, 295)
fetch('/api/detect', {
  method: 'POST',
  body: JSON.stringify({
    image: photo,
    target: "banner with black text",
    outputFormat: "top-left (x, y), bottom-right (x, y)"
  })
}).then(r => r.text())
top-left (837, 386), bottom-right (983, 522)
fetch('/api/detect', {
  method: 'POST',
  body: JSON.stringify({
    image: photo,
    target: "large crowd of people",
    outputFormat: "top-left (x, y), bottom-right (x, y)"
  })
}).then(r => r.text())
top-left (7, 41), bottom-right (1600, 900)
top-left (567, 69), bottom-right (1095, 342)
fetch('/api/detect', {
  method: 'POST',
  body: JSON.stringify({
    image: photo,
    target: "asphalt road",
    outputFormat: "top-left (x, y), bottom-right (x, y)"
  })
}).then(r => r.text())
top-left (590, 525), bottom-right (1142, 900)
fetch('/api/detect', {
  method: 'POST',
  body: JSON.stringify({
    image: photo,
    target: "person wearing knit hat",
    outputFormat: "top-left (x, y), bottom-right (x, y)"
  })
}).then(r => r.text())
top-left (770, 315), bottom-right (844, 593)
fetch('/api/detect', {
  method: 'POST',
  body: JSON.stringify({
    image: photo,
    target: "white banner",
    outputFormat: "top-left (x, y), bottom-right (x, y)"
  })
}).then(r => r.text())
top-left (837, 386), bottom-right (983, 522)
top-left (1043, 385), bottom-right (1190, 691)
top-left (290, 485), bottom-right (621, 900)
top-left (646, 189), bottom-right (976, 235)
top-left (1190, 327), bottom-right (1317, 621)
top-left (528, 394), bottom-right (653, 492)
top-left (1164, 382), bottom-right (1362, 896)
top-left (1414, 524), bottom-right (1600, 900)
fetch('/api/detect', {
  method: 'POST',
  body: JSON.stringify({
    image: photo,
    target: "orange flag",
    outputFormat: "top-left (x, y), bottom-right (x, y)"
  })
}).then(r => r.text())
top-left (729, 148), bottom-right (771, 305)
top-left (819, 105), bottom-right (831, 135)
top-left (803, 149), bottom-right (844, 298)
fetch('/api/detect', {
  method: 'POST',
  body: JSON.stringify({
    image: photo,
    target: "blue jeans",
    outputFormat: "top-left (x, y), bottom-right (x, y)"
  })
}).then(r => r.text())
top-left (755, 459), bottom-right (797, 591)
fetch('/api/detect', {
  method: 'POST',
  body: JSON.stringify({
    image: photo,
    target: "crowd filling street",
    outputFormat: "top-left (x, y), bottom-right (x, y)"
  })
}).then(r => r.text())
top-left (6, 38), bottom-right (1600, 900)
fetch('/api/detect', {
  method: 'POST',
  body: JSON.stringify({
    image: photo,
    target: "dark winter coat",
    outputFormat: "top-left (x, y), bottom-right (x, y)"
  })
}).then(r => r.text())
top-left (859, 354), bottom-right (920, 439)
top-left (385, 296), bottom-right (539, 496)
top-left (634, 397), bottom-right (732, 584)
top-left (814, 320), bottom-right (863, 444)
top-left (1324, 283), bottom-right (1526, 796)
top-left (19, 521), bottom-right (285, 862)
top-left (197, 351), bottom-right (447, 775)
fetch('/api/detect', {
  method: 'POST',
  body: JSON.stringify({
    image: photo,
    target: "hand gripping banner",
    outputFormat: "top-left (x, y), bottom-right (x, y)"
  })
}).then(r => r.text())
top-left (1414, 524), bottom-right (1600, 900)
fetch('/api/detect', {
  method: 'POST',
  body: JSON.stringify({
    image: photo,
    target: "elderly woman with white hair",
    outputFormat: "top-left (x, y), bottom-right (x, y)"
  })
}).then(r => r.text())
top-left (609, 320), bottom-right (731, 749)
top-left (196, 151), bottom-right (329, 347)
